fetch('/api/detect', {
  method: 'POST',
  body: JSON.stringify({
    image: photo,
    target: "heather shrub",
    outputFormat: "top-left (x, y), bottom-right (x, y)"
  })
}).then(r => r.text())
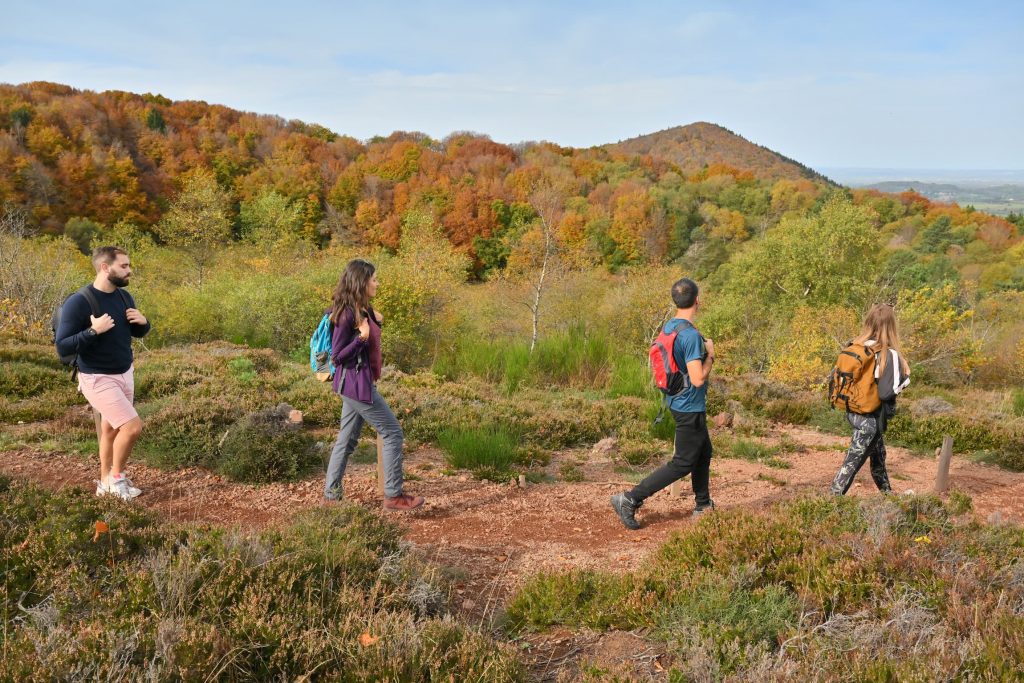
top-left (139, 394), bottom-right (243, 469)
top-left (280, 379), bottom-right (337, 427)
top-left (762, 396), bottom-right (814, 424)
top-left (382, 375), bottom-right (644, 452)
top-left (0, 341), bottom-right (64, 367)
top-left (0, 479), bottom-right (526, 681)
top-left (617, 438), bottom-right (663, 468)
top-left (507, 494), bottom-right (1024, 679)
top-left (0, 343), bottom-right (80, 423)
top-left (132, 344), bottom-right (324, 479)
top-left (216, 405), bottom-right (319, 482)
top-left (808, 404), bottom-right (851, 435)
top-left (0, 389), bottom-right (83, 424)
top-left (0, 361), bottom-right (67, 399)
top-left (886, 410), bottom-right (1024, 470)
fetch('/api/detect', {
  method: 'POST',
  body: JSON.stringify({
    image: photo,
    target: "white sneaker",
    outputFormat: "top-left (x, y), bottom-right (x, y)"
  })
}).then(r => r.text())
top-left (95, 480), bottom-right (109, 497)
top-left (108, 476), bottom-right (142, 500)
top-left (122, 476), bottom-right (142, 498)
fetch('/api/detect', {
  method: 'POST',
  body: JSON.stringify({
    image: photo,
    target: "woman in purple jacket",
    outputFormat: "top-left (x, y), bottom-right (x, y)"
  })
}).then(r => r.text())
top-left (323, 259), bottom-right (424, 511)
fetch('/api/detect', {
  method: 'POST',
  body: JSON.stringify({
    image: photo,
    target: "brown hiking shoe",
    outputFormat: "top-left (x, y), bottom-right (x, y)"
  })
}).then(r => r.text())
top-left (383, 493), bottom-right (425, 511)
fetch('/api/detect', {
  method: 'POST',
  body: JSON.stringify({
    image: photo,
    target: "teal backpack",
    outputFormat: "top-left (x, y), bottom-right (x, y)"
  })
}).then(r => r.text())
top-left (310, 314), bottom-right (334, 381)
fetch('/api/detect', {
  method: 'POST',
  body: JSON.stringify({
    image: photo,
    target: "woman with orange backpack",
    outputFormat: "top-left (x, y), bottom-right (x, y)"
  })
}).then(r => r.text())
top-left (829, 303), bottom-right (911, 495)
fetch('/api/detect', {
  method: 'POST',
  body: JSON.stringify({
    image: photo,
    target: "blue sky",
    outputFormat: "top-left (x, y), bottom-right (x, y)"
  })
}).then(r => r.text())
top-left (1, 1), bottom-right (1021, 171)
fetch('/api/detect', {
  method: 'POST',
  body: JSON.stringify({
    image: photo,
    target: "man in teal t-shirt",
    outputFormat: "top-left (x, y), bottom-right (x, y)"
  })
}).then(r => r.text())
top-left (611, 277), bottom-right (717, 530)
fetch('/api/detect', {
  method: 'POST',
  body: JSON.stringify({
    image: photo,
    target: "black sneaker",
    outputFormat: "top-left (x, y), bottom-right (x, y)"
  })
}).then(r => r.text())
top-left (611, 492), bottom-right (642, 530)
top-left (693, 499), bottom-right (716, 518)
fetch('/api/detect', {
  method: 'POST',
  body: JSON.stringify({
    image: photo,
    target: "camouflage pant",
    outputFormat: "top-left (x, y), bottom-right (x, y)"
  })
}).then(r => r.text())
top-left (830, 411), bottom-right (892, 495)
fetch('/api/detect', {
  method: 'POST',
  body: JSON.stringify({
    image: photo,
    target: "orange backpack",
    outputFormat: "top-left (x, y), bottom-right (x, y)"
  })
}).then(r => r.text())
top-left (827, 342), bottom-right (881, 414)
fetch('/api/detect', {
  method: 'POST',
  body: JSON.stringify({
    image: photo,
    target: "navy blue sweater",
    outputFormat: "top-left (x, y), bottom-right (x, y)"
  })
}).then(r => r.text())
top-left (55, 285), bottom-right (151, 374)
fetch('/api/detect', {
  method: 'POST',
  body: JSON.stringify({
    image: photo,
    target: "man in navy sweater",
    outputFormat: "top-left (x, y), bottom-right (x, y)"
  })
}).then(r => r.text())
top-left (56, 246), bottom-right (151, 500)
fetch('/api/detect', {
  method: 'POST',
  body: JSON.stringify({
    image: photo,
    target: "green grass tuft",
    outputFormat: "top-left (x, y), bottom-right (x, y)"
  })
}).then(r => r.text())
top-left (438, 423), bottom-right (522, 479)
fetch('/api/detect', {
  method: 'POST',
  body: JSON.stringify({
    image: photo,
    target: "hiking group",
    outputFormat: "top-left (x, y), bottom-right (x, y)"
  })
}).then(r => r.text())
top-left (55, 248), bottom-right (910, 524)
top-left (610, 279), bottom-right (910, 530)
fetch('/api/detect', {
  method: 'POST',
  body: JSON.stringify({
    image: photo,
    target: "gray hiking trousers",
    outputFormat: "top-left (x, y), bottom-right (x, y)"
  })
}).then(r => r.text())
top-left (830, 411), bottom-right (892, 495)
top-left (324, 386), bottom-right (405, 499)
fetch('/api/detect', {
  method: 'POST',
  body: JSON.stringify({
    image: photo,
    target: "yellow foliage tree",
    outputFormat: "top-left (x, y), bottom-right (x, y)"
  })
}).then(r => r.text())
top-left (372, 209), bottom-right (469, 368)
top-left (767, 305), bottom-right (859, 387)
top-left (898, 284), bottom-right (981, 383)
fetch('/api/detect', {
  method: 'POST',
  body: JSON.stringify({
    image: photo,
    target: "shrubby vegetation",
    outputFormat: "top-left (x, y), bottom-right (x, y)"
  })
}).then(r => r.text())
top-left (0, 477), bottom-right (524, 680)
top-left (3, 333), bottom-right (1021, 483)
top-left (0, 340), bottom-right (338, 483)
top-left (507, 494), bottom-right (1024, 680)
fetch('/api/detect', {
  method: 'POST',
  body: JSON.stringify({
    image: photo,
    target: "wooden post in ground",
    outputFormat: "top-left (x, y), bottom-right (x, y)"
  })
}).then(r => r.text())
top-left (376, 434), bottom-right (385, 497)
top-left (934, 435), bottom-right (954, 493)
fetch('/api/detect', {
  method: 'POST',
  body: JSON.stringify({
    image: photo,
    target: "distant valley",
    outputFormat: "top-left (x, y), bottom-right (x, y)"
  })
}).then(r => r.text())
top-left (821, 168), bottom-right (1024, 215)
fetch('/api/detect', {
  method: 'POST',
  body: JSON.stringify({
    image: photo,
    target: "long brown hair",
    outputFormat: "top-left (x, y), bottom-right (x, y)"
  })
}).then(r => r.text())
top-left (330, 259), bottom-right (375, 327)
top-left (855, 303), bottom-right (909, 375)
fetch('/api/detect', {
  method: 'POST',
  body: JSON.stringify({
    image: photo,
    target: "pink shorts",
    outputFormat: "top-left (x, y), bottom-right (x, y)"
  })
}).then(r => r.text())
top-left (78, 366), bottom-right (137, 429)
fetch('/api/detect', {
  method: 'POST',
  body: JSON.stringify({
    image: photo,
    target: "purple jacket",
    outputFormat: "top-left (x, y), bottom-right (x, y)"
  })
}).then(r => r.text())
top-left (330, 307), bottom-right (381, 404)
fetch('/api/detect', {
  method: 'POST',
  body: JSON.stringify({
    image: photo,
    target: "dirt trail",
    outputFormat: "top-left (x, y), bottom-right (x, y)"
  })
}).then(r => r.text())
top-left (4, 423), bottom-right (1023, 598)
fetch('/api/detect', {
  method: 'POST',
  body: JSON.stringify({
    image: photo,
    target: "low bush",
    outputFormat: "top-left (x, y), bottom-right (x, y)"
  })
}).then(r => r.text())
top-left (762, 397), bottom-right (814, 424)
top-left (138, 394), bottom-right (243, 470)
top-left (0, 478), bottom-right (525, 680)
top-left (280, 378), bottom-right (338, 427)
top-left (216, 405), bottom-right (319, 482)
top-left (507, 494), bottom-right (1024, 679)
top-left (886, 411), bottom-right (1024, 471)
top-left (0, 361), bottom-right (68, 399)
top-left (0, 341), bottom-right (64, 369)
top-left (618, 438), bottom-right (663, 468)
top-left (808, 404), bottom-right (851, 435)
top-left (0, 344), bottom-right (80, 424)
top-left (560, 462), bottom-right (584, 482)
top-left (0, 388), bottom-right (81, 423)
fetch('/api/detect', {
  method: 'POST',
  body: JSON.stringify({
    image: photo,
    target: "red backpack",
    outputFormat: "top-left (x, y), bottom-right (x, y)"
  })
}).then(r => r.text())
top-left (650, 319), bottom-right (694, 396)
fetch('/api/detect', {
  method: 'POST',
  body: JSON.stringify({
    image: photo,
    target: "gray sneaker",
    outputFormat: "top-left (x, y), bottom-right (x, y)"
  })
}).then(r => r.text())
top-left (611, 492), bottom-right (642, 530)
top-left (693, 499), bottom-right (716, 518)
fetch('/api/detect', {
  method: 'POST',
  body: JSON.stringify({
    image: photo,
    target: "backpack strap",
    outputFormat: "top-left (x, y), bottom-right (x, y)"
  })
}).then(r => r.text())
top-left (115, 287), bottom-right (131, 312)
top-left (77, 285), bottom-right (101, 317)
top-left (77, 286), bottom-right (132, 316)
top-left (667, 318), bottom-right (694, 367)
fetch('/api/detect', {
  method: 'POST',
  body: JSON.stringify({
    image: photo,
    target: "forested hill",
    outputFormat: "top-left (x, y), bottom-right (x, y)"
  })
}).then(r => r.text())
top-left (605, 122), bottom-right (830, 183)
top-left (0, 81), bottom-right (1020, 285)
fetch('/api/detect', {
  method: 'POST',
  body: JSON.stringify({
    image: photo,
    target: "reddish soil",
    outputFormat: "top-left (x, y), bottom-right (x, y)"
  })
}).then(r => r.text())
top-left (4, 420), bottom-right (1023, 680)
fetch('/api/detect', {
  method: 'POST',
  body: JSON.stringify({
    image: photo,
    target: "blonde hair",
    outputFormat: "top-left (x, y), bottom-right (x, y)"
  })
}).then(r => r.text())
top-left (855, 303), bottom-right (909, 375)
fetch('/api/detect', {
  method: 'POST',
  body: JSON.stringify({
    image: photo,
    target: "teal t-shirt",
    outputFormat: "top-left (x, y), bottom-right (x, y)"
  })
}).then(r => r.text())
top-left (665, 318), bottom-right (707, 413)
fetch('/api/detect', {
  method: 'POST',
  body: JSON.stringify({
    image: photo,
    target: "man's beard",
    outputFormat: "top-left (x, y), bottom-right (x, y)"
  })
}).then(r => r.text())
top-left (108, 274), bottom-right (130, 288)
